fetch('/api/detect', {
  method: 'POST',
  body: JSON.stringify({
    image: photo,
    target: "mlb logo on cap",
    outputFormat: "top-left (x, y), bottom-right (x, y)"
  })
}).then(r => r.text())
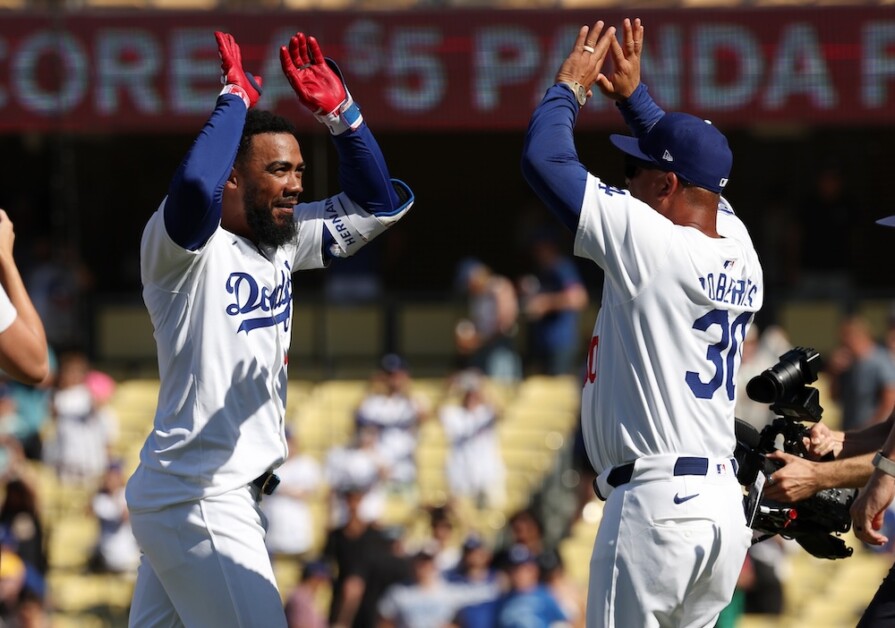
top-left (610, 112), bottom-right (733, 193)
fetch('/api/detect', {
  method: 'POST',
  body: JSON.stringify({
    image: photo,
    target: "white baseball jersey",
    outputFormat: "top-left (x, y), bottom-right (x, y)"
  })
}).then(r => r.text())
top-left (440, 402), bottom-right (505, 503)
top-left (127, 193), bottom-right (362, 512)
top-left (0, 284), bottom-right (16, 334)
top-left (577, 176), bottom-right (763, 475)
top-left (356, 392), bottom-right (425, 483)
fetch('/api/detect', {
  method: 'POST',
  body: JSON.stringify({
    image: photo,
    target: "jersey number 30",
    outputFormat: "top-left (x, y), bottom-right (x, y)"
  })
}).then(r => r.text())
top-left (685, 309), bottom-right (752, 401)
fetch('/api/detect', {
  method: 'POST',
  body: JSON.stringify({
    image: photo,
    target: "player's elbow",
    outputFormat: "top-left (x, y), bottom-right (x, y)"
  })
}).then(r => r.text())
top-left (520, 145), bottom-right (546, 189)
top-left (19, 360), bottom-right (48, 386)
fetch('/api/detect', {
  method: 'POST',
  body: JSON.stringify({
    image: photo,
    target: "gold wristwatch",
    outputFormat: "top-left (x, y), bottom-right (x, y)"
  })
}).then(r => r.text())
top-left (560, 81), bottom-right (587, 107)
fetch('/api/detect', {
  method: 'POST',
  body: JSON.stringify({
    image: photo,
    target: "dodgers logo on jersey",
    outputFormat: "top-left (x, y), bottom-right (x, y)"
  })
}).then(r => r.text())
top-left (225, 261), bottom-right (293, 334)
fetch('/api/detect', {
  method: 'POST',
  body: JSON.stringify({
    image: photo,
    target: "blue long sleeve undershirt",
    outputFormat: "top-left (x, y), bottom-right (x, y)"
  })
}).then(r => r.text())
top-left (164, 94), bottom-right (401, 256)
top-left (616, 83), bottom-right (665, 138)
top-left (520, 83), bottom-right (667, 234)
top-left (521, 84), bottom-right (589, 233)
top-left (331, 124), bottom-right (400, 215)
top-left (164, 93), bottom-right (245, 251)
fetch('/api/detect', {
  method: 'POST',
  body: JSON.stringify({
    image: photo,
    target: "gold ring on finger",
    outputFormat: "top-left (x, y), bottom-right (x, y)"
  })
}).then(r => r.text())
top-left (583, 45), bottom-right (596, 54)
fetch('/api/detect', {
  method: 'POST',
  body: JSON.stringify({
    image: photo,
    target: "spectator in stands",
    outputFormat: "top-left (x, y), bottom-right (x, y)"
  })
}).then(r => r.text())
top-left (492, 508), bottom-right (547, 572)
top-left (4, 347), bottom-right (56, 461)
top-left (518, 230), bottom-right (587, 376)
top-left (284, 560), bottom-right (332, 628)
top-left (354, 354), bottom-right (430, 492)
top-left (323, 489), bottom-right (391, 627)
top-left (24, 236), bottom-right (93, 352)
top-left (0, 541), bottom-right (27, 623)
top-left (329, 525), bottom-right (413, 628)
top-left (440, 370), bottom-right (506, 511)
top-left (454, 258), bottom-right (522, 383)
top-left (0, 210), bottom-right (49, 387)
top-left (261, 427), bottom-right (323, 559)
top-left (538, 550), bottom-right (585, 628)
top-left (44, 350), bottom-right (117, 486)
top-left (425, 505), bottom-right (462, 573)
top-left (325, 424), bottom-right (389, 526)
top-left (0, 383), bottom-right (19, 439)
top-left (827, 315), bottom-right (895, 431)
top-left (377, 543), bottom-right (498, 628)
top-left (453, 544), bottom-right (568, 628)
top-left (88, 459), bottom-right (140, 574)
top-left (443, 533), bottom-right (497, 586)
top-left (735, 325), bottom-right (785, 433)
top-left (0, 454), bottom-right (46, 578)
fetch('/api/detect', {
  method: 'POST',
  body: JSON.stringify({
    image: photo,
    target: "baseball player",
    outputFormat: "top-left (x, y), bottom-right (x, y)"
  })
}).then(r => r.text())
top-left (0, 209), bottom-right (48, 385)
top-left (125, 31), bottom-right (413, 628)
top-left (521, 19), bottom-right (762, 627)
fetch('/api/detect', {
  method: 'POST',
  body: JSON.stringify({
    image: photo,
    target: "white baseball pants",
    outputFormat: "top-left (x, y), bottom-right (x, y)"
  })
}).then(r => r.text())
top-left (587, 455), bottom-right (751, 628)
top-left (128, 485), bottom-right (287, 628)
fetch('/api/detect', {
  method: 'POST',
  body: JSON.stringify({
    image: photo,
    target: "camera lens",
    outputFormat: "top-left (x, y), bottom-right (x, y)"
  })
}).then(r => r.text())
top-left (747, 363), bottom-right (798, 403)
top-left (746, 347), bottom-right (820, 404)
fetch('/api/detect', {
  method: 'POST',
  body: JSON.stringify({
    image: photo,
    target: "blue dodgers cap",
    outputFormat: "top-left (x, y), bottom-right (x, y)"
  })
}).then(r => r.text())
top-left (610, 112), bottom-right (732, 193)
top-left (506, 544), bottom-right (537, 566)
top-left (380, 353), bottom-right (408, 374)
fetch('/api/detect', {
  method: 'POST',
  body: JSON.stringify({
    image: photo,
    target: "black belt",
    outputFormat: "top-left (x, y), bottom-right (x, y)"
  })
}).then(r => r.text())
top-left (252, 472), bottom-right (280, 496)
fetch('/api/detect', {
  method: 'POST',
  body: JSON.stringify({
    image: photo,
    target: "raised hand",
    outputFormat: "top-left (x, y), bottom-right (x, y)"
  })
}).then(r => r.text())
top-left (214, 31), bottom-right (262, 109)
top-left (595, 17), bottom-right (644, 101)
top-left (555, 20), bottom-right (616, 106)
top-left (280, 32), bottom-right (347, 116)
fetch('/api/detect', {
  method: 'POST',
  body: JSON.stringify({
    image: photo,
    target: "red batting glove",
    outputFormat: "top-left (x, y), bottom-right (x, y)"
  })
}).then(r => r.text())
top-left (280, 33), bottom-right (345, 114)
top-left (280, 33), bottom-right (362, 134)
top-left (215, 31), bottom-right (262, 109)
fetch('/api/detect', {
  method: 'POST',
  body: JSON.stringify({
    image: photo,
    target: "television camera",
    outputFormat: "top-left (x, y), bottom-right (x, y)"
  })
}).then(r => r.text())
top-left (735, 347), bottom-right (855, 560)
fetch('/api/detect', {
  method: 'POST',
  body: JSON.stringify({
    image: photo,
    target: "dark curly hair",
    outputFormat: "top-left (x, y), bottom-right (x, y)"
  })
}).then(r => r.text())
top-left (235, 109), bottom-right (300, 166)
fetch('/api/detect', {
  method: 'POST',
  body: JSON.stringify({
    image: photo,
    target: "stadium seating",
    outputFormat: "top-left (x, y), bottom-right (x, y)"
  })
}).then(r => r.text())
top-left (35, 370), bottom-right (580, 624)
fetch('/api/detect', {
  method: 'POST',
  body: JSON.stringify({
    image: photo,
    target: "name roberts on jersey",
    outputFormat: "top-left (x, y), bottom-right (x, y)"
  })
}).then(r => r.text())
top-left (699, 269), bottom-right (759, 308)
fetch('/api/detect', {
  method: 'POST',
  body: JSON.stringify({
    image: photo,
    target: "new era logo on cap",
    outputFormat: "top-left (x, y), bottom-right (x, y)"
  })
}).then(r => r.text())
top-left (609, 112), bottom-right (733, 193)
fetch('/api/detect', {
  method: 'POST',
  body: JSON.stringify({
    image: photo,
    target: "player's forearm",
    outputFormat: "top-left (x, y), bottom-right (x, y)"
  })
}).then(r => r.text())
top-left (0, 253), bottom-right (45, 346)
top-left (841, 416), bottom-right (895, 458)
top-left (616, 83), bottom-right (665, 137)
top-left (870, 390), bottom-right (895, 425)
top-left (332, 123), bottom-right (400, 215)
top-left (817, 453), bottom-right (875, 489)
top-left (521, 84), bottom-right (589, 232)
top-left (0, 255), bottom-right (48, 383)
top-left (164, 94), bottom-right (247, 250)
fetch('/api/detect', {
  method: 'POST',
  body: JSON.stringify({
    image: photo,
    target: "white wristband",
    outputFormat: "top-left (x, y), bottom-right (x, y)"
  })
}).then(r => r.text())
top-left (872, 451), bottom-right (895, 478)
top-left (315, 94), bottom-right (363, 135)
top-left (219, 84), bottom-right (250, 109)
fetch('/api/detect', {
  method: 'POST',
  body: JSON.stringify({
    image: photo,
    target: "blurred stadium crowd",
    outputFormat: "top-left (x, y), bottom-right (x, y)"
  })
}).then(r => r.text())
top-left (1, 1), bottom-right (895, 627)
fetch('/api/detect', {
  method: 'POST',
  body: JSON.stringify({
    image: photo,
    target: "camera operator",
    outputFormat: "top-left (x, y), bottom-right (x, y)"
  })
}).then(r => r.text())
top-left (761, 416), bottom-right (892, 504)
top-left (761, 387), bottom-right (895, 626)
top-left (850, 412), bottom-right (895, 626)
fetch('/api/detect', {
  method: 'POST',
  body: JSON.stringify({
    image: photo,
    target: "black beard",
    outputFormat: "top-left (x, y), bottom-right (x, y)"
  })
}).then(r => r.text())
top-left (243, 182), bottom-right (296, 248)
